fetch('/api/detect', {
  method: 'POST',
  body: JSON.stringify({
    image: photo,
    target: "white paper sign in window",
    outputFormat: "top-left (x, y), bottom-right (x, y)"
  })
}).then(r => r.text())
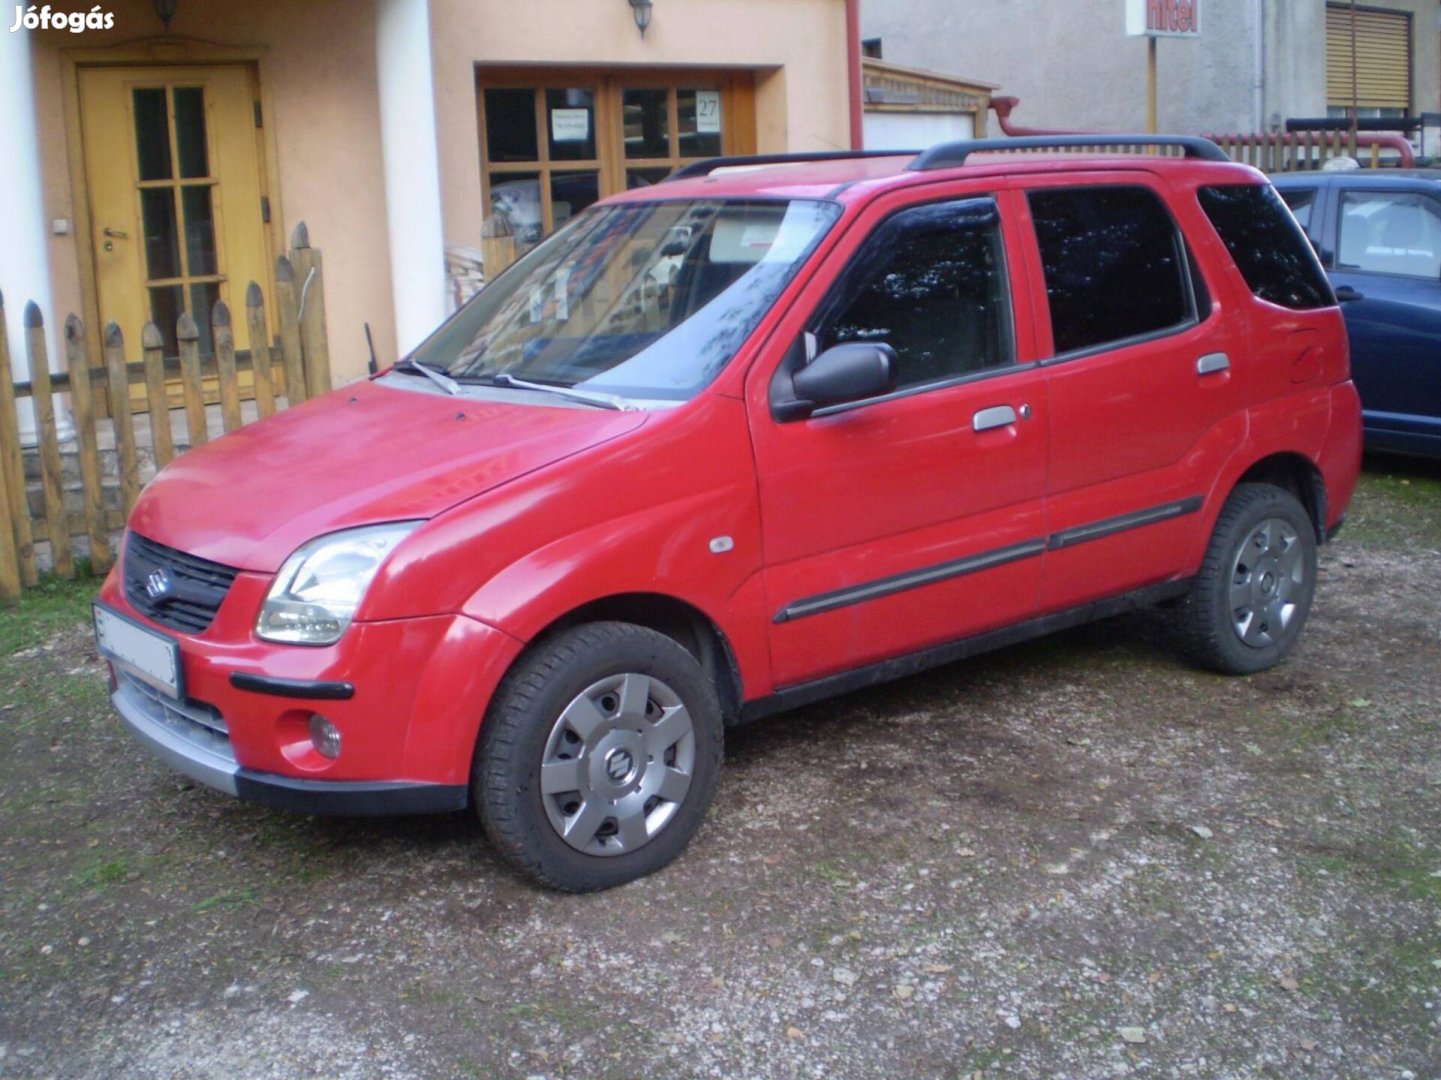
top-left (551, 108), bottom-right (591, 143)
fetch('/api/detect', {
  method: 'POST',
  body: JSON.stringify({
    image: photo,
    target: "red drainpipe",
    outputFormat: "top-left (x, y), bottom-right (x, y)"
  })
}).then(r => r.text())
top-left (846, 0), bottom-right (863, 149)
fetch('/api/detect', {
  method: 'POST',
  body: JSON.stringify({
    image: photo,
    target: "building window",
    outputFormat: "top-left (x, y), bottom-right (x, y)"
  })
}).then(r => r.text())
top-left (1326, 4), bottom-right (1411, 118)
top-left (478, 71), bottom-right (754, 255)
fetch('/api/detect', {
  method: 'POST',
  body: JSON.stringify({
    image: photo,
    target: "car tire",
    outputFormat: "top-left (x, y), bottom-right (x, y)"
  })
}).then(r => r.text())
top-left (474, 621), bottom-right (724, 892)
top-left (1176, 483), bottom-right (1318, 675)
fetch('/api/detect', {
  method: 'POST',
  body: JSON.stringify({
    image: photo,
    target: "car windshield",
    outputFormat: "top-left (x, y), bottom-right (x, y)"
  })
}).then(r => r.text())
top-left (403, 198), bottom-right (840, 403)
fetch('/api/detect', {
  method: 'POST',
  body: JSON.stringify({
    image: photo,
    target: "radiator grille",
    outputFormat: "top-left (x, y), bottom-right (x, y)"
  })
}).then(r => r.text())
top-left (123, 532), bottom-right (240, 634)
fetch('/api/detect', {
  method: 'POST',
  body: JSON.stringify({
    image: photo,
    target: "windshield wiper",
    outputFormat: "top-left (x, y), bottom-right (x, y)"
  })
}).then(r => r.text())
top-left (391, 358), bottom-right (460, 396)
top-left (475, 372), bottom-right (631, 411)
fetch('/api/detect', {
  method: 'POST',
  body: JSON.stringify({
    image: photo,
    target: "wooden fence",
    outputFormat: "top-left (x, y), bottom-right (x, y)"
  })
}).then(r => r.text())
top-left (1208, 130), bottom-right (1409, 172)
top-left (0, 224), bottom-right (331, 604)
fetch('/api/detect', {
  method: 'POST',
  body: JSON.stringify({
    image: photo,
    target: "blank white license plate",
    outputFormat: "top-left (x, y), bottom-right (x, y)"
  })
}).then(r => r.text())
top-left (94, 604), bottom-right (183, 699)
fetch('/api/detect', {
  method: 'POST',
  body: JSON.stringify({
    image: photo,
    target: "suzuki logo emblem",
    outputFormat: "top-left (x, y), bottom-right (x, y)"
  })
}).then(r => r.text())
top-left (605, 748), bottom-right (635, 784)
top-left (145, 567), bottom-right (173, 602)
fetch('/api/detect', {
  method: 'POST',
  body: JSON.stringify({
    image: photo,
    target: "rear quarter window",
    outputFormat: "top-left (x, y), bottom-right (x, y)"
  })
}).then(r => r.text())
top-left (1198, 184), bottom-right (1334, 310)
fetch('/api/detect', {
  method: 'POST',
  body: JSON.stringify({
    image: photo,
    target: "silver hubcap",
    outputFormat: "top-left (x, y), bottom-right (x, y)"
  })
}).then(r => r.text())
top-left (540, 672), bottom-right (696, 857)
top-left (1229, 517), bottom-right (1305, 648)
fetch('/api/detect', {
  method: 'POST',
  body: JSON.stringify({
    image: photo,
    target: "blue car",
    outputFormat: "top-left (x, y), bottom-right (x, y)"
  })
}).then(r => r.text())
top-left (1273, 171), bottom-right (1441, 457)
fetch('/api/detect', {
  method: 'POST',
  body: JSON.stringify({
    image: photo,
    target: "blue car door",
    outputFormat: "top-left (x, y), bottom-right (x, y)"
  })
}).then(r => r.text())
top-left (1331, 185), bottom-right (1441, 454)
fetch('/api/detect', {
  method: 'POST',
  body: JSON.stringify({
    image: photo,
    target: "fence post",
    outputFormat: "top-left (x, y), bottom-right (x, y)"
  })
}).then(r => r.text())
top-left (245, 282), bottom-right (276, 417)
top-left (0, 292), bottom-right (37, 587)
top-left (292, 223), bottom-right (331, 397)
top-left (482, 212), bottom-right (517, 283)
top-left (103, 322), bottom-right (141, 520)
top-left (274, 256), bottom-right (307, 406)
top-left (142, 323), bottom-right (174, 470)
top-left (213, 300), bottom-right (243, 433)
top-left (27, 303), bottom-right (73, 578)
top-left (0, 437), bottom-right (16, 603)
top-left (64, 315), bottom-right (113, 574)
top-left (298, 265), bottom-right (331, 400)
top-left (176, 313), bottom-right (208, 449)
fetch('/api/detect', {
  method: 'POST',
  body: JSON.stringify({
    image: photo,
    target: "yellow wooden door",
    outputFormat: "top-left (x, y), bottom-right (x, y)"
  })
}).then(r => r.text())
top-left (78, 64), bottom-right (271, 364)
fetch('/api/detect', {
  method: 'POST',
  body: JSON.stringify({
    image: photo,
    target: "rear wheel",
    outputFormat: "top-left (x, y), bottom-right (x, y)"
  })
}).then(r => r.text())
top-left (1177, 483), bottom-right (1318, 675)
top-left (475, 621), bottom-right (723, 892)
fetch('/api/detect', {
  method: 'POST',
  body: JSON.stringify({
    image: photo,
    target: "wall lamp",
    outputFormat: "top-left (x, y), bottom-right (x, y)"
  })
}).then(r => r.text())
top-left (153, 0), bottom-right (177, 30)
top-left (628, 0), bottom-right (653, 38)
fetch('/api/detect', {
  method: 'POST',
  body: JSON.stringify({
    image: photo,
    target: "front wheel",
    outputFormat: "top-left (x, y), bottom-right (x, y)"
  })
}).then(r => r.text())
top-left (474, 622), bottom-right (723, 892)
top-left (1177, 484), bottom-right (1319, 675)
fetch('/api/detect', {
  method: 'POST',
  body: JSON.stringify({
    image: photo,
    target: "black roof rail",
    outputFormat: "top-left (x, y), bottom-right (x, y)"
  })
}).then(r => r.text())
top-left (907, 134), bottom-right (1231, 171)
top-left (664, 150), bottom-right (918, 182)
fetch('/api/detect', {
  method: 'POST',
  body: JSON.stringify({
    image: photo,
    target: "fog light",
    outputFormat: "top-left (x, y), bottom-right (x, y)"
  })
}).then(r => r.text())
top-left (308, 714), bottom-right (342, 759)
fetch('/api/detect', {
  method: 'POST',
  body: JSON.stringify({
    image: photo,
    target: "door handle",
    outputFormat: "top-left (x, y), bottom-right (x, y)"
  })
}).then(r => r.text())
top-left (102, 226), bottom-right (129, 239)
top-left (1196, 352), bottom-right (1230, 376)
top-left (973, 405), bottom-right (1017, 432)
top-left (1334, 285), bottom-right (1365, 303)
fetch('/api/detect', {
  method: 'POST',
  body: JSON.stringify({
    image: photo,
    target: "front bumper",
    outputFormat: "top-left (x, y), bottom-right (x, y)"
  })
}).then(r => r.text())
top-left (111, 672), bottom-right (467, 815)
top-left (100, 568), bottom-right (525, 816)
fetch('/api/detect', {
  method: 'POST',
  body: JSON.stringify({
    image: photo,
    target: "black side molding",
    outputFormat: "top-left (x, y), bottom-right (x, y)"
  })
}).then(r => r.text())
top-left (229, 673), bottom-right (356, 701)
top-left (743, 578), bottom-right (1192, 723)
top-left (1048, 497), bottom-right (1203, 551)
top-left (775, 539), bottom-right (1046, 624)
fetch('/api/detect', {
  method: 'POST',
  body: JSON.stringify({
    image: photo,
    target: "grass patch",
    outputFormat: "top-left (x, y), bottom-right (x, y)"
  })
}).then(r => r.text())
top-left (194, 887), bottom-right (257, 913)
top-left (77, 857), bottom-right (133, 888)
top-left (1343, 456), bottom-right (1441, 549)
top-left (0, 571), bottom-right (100, 656)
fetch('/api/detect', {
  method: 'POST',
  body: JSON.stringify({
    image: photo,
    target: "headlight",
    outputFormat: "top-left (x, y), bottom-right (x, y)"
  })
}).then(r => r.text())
top-left (256, 522), bottom-right (421, 645)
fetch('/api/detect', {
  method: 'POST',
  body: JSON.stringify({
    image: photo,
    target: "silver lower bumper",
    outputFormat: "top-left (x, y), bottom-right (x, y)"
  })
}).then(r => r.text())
top-left (112, 674), bottom-right (238, 796)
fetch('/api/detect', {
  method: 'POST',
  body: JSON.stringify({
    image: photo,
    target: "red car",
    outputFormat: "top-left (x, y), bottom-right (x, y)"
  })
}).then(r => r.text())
top-left (94, 137), bottom-right (1361, 892)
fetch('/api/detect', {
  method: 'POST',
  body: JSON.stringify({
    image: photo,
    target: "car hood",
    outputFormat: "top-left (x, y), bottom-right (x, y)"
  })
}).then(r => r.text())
top-left (127, 381), bottom-right (649, 572)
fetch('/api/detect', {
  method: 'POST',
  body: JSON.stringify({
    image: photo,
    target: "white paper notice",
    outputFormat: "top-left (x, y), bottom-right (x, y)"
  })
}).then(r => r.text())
top-left (551, 108), bottom-right (591, 142)
top-left (695, 91), bottom-right (722, 134)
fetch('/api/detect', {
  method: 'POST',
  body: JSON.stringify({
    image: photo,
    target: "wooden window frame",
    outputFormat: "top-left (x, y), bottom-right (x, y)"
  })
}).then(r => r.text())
top-left (476, 67), bottom-right (756, 242)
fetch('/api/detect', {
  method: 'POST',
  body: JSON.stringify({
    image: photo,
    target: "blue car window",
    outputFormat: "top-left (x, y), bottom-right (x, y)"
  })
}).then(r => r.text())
top-left (1338, 191), bottom-right (1441, 279)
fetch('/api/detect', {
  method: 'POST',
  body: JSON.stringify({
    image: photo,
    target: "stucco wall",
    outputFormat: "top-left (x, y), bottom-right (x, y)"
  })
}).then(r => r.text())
top-left (863, 0), bottom-right (1436, 137)
top-left (427, 0), bottom-right (851, 256)
top-left (30, 0), bottom-right (395, 380)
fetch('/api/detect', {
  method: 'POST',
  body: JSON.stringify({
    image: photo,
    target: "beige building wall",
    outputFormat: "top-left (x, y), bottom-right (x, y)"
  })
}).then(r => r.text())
top-left (31, 0), bottom-right (849, 384)
top-left (428, 0), bottom-right (852, 257)
top-left (30, 0), bottom-right (394, 382)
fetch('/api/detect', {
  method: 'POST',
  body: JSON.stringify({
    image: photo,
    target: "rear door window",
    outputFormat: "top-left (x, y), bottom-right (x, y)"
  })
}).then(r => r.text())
top-left (1198, 184), bottom-right (1333, 309)
top-left (1027, 186), bottom-right (1195, 356)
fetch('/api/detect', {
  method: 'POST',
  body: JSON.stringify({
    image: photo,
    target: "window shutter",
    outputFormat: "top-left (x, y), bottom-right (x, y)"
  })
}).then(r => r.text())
top-left (1326, 5), bottom-right (1411, 111)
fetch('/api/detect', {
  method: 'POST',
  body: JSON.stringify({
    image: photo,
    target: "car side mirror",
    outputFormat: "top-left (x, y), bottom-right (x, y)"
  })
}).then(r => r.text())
top-left (777, 342), bottom-right (899, 421)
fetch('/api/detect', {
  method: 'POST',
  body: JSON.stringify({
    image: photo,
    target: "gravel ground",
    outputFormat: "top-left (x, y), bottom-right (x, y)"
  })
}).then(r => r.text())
top-left (1, 457), bottom-right (1439, 1080)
